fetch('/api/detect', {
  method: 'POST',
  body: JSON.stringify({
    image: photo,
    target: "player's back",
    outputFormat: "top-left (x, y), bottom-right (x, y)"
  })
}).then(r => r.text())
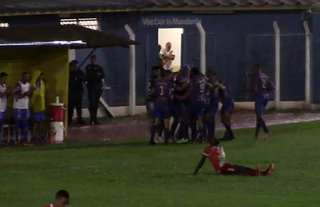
top-left (190, 75), bottom-right (206, 103)
top-left (155, 78), bottom-right (172, 106)
top-left (252, 72), bottom-right (274, 100)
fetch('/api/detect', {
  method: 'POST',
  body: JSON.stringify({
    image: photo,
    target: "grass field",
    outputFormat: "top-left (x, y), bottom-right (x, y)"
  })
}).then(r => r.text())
top-left (1, 121), bottom-right (320, 207)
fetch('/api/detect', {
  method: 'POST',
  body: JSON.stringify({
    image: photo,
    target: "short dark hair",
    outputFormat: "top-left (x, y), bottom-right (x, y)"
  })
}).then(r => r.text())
top-left (191, 67), bottom-right (200, 75)
top-left (0, 72), bottom-right (8, 77)
top-left (151, 66), bottom-right (160, 71)
top-left (206, 68), bottom-right (216, 76)
top-left (22, 72), bottom-right (29, 76)
top-left (90, 55), bottom-right (97, 59)
top-left (55, 190), bottom-right (69, 199)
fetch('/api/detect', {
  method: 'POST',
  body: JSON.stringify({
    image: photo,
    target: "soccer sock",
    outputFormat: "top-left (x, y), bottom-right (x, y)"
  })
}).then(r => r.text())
top-left (164, 128), bottom-right (170, 142)
top-left (169, 119), bottom-right (179, 137)
top-left (225, 124), bottom-right (234, 138)
top-left (206, 121), bottom-right (215, 137)
top-left (260, 118), bottom-right (269, 133)
top-left (150, 126), bottom-right (156, 142)
top-left (14, 121), bottom-right (20, 142)
top-left (22, 120), bottom-right (29, 142)
top-left (233, 165), bottom-right (260, 176)
top-left (255, 121), bottom-right (261, 137)
top-left (178, 121), bottom-right (185, 139)
top-left (184, 124), bottom-right (189, 139)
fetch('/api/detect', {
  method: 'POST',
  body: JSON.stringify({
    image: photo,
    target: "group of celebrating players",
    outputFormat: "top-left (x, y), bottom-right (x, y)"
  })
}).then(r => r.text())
top-left (146, 63), bottom-right (276, 176)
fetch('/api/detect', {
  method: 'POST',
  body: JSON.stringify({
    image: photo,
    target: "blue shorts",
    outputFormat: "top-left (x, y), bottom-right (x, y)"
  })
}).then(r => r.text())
top-left (205, 103), bottom-right (219, 118)
top-left (190, 101), bottom-right (206, 118)
top-left (155, 104), bottom-right (171, 119)
top-left (255, 99), bottom-right (268, 115)
top-left (146, 101), bottom-right (155, 119)
top-left (33, 110), bottom-right (46, 122)
top-left (0, 111), bottom-right (5, 124)
top-left (221, 102), bottom-right (234, 114)
top-left (14, 109), bottom-right (29, 121)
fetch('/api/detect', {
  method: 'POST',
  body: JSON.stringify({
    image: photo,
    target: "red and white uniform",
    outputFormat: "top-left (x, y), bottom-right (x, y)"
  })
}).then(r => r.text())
top-left (203, 146), bottom-right (226, 172)
top-left (43, 204), bottom-right (53, 207)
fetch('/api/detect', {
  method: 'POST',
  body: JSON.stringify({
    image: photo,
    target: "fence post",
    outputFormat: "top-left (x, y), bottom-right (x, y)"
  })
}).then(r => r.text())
top-left (303, 21), bottom-right (311, 105)
top-left (273, 21), bottom-right (280, 110)
top-left (124, 24), bottom-right (136, 116)
top-left (196, 22), bottom-right (206, 74)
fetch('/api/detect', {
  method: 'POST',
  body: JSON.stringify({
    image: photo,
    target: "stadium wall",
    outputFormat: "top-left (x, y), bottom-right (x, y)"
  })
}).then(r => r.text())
top-left (0, 11), bottom-right (316, 117)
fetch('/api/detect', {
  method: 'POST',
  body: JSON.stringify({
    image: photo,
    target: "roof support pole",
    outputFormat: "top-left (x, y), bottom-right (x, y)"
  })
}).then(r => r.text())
top-left (196, 22), bottom-right (206, 74)
top-left (303, 21), bottom-right (311, 105)
top-left (273, 21), bottom-right (280, 110)
top-left (78, 47), bottom-right (97, 69)
top-left (124, 24), bottom-right (136, 116)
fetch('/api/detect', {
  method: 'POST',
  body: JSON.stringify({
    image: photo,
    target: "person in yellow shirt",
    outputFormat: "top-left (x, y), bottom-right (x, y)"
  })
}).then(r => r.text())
top-left (30, 70), bottom-right (46, 144)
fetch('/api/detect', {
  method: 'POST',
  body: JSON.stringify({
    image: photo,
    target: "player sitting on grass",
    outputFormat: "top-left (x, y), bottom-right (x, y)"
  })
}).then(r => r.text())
top-left (193, 137), bottom-right (275, 176)
top-left (43, 189), bottom-right (70, 207)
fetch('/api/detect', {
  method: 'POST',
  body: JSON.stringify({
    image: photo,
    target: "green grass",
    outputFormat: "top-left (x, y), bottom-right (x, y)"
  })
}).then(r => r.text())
top-left (1, 121), bottom-right (320, 207)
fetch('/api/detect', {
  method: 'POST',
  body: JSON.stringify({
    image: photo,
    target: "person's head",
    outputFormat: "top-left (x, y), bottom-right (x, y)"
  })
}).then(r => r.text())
top-left (90, 55), bottom-right (97, 65)
top-left (53, 190), bottom-right (70, 207)
top-left (206, 68), bottom-right (216, 80)
top-left (208, 137), bottom-right (220, 147)
top-left (69, 60), bottom-right (78, 71)
top-left (253, 64), bottom-right (261, 74)
top-left (165, 42), bottom-right (172, 51)
top-left (0, 72), bottom-right (8, 84)
top-left (191, 67), bottom-right (200, 77)
top-left (158, 44), bottom-right (162, 52)
top-left (21, 72), bottom-right (29, 83)
top-left (180, 65), bottom-right (191, 79)
top-left (151, 66), bottom-right (160, 77)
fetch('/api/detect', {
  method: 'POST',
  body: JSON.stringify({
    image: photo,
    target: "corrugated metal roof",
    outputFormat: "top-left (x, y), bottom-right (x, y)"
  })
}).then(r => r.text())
top-left (0, 0), bottom-right (316, 16)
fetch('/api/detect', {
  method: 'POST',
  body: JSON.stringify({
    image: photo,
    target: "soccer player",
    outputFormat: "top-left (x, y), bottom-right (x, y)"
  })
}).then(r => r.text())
top-left (30, 70), bottom-right (46, 144)
top-left (43, 189), bottom-right (70, 207)
top-left (188, 67), bottom-right (225, 143)
top-left (204, 69), bottom-right (219, 140)
top-left (154, 70), bottom-right (174, 144)
top-left (250, 64), bottom-right (274, 140)
top-left (173, 65), bottom-right (190, 144)
top-left (13, 72), bottom-right (34, 145)
top-left (194, 137), bottom-right (275, 176)
top-left (219, 81), bottom-right (235, 142)
top-left (146, 66), bottom-right (161, 145)
top-left (160, 42), bottom-right (175, 71)
top-left (0, 72), bottom-right (9, 145)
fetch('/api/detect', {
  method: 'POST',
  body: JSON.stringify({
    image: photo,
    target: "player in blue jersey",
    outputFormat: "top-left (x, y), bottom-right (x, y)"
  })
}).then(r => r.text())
top-left (154, 70), bottom-right (174, 145)
top-left (173, 65), bottom-right (190, 144)
top-left (250, 64), bottom-right (275, 140)
top-left (146, 66), bottom-right (161, 145)
top-left (219, 81), bottom-right (235, 142)
top-left (189, 67), bottom-right (225, 142)
top-left (204, 69), bottom-right (219, 141)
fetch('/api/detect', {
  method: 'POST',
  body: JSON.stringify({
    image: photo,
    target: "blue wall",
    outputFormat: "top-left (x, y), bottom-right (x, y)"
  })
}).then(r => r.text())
top-left (1, 11), bottom-right (312, 106)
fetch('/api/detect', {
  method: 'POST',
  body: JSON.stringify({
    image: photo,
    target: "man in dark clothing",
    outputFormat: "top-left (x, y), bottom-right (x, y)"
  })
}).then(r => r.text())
top-left (68, 60), bottom-right (86, 125)
top-left (85, 55), bottom-right (105, 125)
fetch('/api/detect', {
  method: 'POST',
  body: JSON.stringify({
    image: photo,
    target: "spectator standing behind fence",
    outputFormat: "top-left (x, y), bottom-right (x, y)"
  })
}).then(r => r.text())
top-left (85, 55), bottom-right (105, 125)
top-left (68, 60), bottom-right (86, 125)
